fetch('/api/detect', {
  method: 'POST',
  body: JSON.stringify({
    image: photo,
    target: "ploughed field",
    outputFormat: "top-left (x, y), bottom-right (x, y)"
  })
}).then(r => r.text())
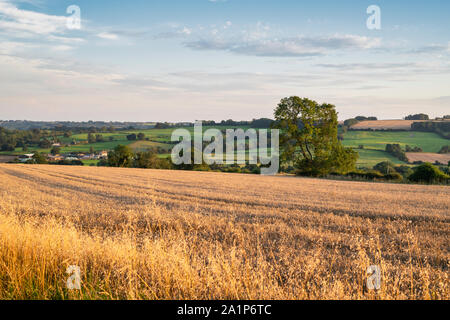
top-left (0, 164), bottom-right (448, 299)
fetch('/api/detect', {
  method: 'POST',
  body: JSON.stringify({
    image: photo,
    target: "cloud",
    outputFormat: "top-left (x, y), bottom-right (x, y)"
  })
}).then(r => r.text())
top-left (112, 76), bottom-right (168, 89)
top-left (315, 61), bottom-right (450, 76)
top-left (0, 0), bottom-right (67, 36)
top-left (97, 32), bottom-right (119, 40)
top-left (153, 26), bottom-right (192, 39)
top-left (408, 43), bottom-right (450, 54)
top-left (185, 34), bottom-right (381, 57)
top-left (316, 62), bottom-right (416, 70)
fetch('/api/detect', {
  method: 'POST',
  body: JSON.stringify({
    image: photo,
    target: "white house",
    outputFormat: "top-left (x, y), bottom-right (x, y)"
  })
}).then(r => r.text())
top-left (18, 154), bottom-right (34, 163)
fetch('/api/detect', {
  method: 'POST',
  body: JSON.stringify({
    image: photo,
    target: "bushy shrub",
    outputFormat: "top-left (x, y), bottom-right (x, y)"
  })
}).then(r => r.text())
top-left (1, 143), bottom-right (15, 151)
top-left (405, 145), bottom-right (423, 152)
top-left (30, 152), bottom-right (48, 164)
top-left (438, 146), bottom-right (450, 154)
top-left (126, 134), bottom-right (137, 141)
top-left (386, 144), bottom-right (408, 162)
top-left (346, 170), bottom-right (384, 180)
top-left (395, 165), bottom-right (414, 177)
top-left (405, 113), bottom-right (429, 120)
top-left (384, 172), bottom-right (403, 182)
top-left (365, 170), bottom-right (385, 180)
top-left (373, 161), bottom-right (395, 174)
top-left (52, 160), bottom-right (83, 166)
top-left (408, 163), bottom-right (449, 184)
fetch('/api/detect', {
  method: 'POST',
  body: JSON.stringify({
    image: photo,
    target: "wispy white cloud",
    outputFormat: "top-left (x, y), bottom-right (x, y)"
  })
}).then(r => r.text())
top-left (407, 42), bottom-right (450, 54)
top-left (185, 34), bottom-right (381, 57)
top-left (97, 32), bottom-right (119, 40)
top-left (0, 0), bottom-right (67, 36)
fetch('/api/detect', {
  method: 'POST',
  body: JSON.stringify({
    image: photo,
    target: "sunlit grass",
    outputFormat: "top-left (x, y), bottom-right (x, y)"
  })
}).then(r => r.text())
top-left (0, 164), bottom-right (448, 300)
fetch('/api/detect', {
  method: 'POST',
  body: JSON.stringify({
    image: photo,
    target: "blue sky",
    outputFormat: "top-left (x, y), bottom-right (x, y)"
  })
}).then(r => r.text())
top-left (0, 0), bottom-right (449, 121)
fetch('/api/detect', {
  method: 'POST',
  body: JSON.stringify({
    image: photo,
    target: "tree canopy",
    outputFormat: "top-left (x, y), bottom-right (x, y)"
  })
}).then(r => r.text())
top-left (107, 145), bottom-right (134, 168)
top-left (274, 97), bottom-right (357, 176)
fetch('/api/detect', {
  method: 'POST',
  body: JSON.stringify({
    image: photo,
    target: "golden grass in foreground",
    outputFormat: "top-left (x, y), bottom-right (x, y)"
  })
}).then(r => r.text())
top-left (0, 164), bottom-right (448, 300)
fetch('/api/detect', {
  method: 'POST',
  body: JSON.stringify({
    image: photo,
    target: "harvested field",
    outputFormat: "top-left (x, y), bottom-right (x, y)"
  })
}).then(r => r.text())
top-left (350, 120), bottom-right (421, 131)
top-left (0, 164), bottom-right (448, 300)
top-left (406, 152), bottom-right (450, 164)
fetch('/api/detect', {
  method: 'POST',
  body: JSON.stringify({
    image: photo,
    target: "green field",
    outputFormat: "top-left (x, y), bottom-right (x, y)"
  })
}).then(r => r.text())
top-left (81, 159), bottom-right (100, 166)
top-left (341, 131), bottom-right (449, 168)
top-left (0, 126), bottom-right (251, 156)
top-left (342, 131), bottom-right (448, 153)
top-left (2, 128), bottom-right (448, 170)
top-left (351, 149), bottom-right (407, 168)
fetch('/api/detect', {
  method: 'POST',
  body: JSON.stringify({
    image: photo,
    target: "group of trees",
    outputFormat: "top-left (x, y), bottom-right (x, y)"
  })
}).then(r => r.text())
top-left (405, 114), bottom-right (429, 120)
top-left (87, 133), bottom-right (106, 144)
top-left (0, 127), bottom-right (48, 151)
top-left (0, 120), bottom-right (152, 131)
top-left (344, 160), bottom-right (449, 184)
top-left (126, 133), bottom-right (146, 141)
top-left (176, 118), bottom-right (275, 129)
top-left (343, 116), bottom-right (377, 128)
top-left (105, 145), bottom-right (171, 169)
top-left (408, 163), bottom-right (449, 183)
top-left (385, 144), bottom-right (408, 162)
top-left (405, 145), bottom-right (423, 152)
top-left (411, 121), bottom-right (450, 139)
top-left (438, 146), bottom-right (450, 154)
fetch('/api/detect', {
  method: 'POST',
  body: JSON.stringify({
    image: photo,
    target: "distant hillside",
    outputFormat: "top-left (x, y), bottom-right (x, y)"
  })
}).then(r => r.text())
top-left (349, 119), bottom-right (450, 131)
top-left (350, 120), bottom-right (424, 131)
top-left (0, 120), bottom-right (157, 130)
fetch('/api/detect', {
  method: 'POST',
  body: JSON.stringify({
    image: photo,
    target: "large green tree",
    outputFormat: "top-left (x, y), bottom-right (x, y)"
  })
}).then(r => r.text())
top-left (107, 145), bottom-right (134, 167)
top-left (274, 96), bottom-right (357, 176)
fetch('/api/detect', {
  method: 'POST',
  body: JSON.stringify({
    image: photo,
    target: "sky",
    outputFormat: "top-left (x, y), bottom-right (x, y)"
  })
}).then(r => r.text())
top-left (0, 0), bottom-right (449, 122)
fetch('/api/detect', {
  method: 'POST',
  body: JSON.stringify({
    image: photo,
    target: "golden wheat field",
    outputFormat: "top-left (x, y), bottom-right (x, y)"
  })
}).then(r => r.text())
top-left (0, 164), bottom-right (448, 300)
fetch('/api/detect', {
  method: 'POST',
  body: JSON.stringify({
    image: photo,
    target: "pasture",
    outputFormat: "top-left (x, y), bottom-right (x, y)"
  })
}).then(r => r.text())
top-left (342, 131), bottom-right (448, 153)
top-left (0, 164), bottom-right (448, 300)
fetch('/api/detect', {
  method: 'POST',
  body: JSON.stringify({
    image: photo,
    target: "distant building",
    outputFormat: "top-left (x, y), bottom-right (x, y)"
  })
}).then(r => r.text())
top-left (99, 150), bottom-right (108, 158)
top-left (81, 154), bottom-right (96, 160)
top-left (18, 154), bottom-right (34, 163)
top-left (47, 155), bottom-right (63, 161)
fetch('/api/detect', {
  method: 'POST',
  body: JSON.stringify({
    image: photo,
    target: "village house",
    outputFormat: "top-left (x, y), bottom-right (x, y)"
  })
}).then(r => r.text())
top-left (64, 156), bottom-right (80, 161)
top-left (47, 154), bottom-right (64, 161)
top-left (99, 150), bottom-right (108, 158)
top-left (18, 154), bottom-right (34, 163)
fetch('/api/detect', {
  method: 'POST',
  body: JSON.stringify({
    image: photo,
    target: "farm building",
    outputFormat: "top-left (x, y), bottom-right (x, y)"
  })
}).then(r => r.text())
top-left (18, 154), bottom-right (34, 163)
